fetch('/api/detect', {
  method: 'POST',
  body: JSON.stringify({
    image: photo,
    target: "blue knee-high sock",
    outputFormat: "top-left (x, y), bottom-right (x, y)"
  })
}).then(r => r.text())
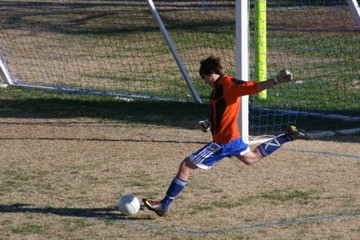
top-left (161, 177), bottom-right (187, 211)
top-left (257, 134), bottom-right (292, 157)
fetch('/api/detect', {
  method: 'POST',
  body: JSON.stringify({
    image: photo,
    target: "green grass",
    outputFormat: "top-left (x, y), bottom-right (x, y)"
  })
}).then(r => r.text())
top-left (187, 188), bottom-right (319, 219)
top-left (11, 223), bottom-right (46, 235)
top-left (260, 189), bottom-right (316, 204)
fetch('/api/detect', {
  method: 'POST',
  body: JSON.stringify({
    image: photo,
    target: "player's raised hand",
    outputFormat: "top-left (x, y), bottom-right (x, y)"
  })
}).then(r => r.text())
top-left (274, 70), bottom-right (293, 84)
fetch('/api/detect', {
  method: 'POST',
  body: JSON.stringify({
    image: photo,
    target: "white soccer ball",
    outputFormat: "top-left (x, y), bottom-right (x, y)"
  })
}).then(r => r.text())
top-left (118, 194), bottom-right (140, 215)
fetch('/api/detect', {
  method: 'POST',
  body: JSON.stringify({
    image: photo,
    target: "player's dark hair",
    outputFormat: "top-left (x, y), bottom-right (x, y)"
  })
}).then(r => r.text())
top-left (199, 55), bottom-right (223, 78)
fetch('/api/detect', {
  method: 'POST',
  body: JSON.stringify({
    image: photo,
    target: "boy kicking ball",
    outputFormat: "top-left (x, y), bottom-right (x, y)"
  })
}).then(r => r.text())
top-left (143, 56), bottom-right (311, 216)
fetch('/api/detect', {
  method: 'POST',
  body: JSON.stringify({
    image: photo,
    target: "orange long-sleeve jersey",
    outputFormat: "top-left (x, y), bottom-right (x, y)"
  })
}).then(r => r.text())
top-left (209, 75), bottom-right (259, 144)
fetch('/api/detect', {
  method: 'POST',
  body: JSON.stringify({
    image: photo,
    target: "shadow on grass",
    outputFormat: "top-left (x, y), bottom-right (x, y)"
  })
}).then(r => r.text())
top-left (0, 203), bottom-right (152, 221)
top-left (0, 88), bottom-right (208, 129)
top-left (0, 136), bottom-right (208, 144)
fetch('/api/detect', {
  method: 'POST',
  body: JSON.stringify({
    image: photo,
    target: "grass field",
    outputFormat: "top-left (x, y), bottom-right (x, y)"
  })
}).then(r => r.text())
top-left (1, 88), bottom-right (359, 239)
top-left (1, 2), bottom-right (359, 238)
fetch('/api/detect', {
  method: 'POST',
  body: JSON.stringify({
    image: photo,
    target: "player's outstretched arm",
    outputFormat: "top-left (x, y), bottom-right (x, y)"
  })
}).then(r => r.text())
top-left (257, 70), bottom-right (293, 92)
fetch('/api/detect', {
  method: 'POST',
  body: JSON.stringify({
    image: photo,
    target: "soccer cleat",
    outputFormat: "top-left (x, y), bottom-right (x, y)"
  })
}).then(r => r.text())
top-left (285, 125), bottom-right (312, 141)
top-left (143, 199), bottom-right (167, 216)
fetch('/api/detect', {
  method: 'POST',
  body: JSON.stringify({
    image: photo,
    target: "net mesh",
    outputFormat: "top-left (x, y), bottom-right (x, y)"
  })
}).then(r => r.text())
top-left (1, 0), bottom-right (359, 136)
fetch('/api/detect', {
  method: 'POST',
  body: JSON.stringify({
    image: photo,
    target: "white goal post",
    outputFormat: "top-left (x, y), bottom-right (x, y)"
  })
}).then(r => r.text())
top-left (236, 0), bottom-right (250, 143)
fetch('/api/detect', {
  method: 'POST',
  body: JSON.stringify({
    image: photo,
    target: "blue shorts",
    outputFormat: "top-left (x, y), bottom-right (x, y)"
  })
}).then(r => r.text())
top-left (188, 138), bottom-right (250, 170)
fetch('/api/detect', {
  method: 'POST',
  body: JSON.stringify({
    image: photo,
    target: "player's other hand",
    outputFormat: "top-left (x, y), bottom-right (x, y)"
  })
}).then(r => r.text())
top-left (197, 120), bottom-right (211, 132)
top-left (274, 70), bottom-right (293, 84)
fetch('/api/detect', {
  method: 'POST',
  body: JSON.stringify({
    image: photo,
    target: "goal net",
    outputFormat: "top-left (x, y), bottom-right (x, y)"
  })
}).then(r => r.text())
top-left (0, 0), bottom-right (201, 101)
top-left (1, 0), bottom-right (359, 136)
top-left (249, 0), bottom-right (360, 137)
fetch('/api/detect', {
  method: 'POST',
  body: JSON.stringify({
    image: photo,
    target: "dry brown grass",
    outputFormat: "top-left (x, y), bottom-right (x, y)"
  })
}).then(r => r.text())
top-left (1, 118), bottom-right (359, 239)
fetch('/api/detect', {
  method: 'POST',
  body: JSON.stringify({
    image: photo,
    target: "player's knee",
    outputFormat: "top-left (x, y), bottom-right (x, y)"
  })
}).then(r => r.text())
top-left (184, 158), bottom-right (198, 169)
top-left (176, 158), bottom-right (197, 181)
top-left (179, 158), bottom-right (197, 171)
top-left (236, 150), bottom-right (263, 165)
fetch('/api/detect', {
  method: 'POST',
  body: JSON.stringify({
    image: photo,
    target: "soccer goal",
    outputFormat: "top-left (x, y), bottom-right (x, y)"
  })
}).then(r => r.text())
top-left (1, 0), bottom-right (359, 138)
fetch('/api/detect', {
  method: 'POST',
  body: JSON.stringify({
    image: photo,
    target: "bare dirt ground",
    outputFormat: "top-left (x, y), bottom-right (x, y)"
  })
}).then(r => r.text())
top-left (1, 118), bottom-right (359, 240)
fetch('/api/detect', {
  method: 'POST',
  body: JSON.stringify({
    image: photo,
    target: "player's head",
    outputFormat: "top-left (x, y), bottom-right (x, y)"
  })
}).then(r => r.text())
top-left (199, 55), bottom-right (223, 79)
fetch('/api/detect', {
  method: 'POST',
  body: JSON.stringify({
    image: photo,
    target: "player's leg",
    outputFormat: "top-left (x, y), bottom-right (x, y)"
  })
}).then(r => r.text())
top-left (143, 142), bottom-right (223, 216)
top-left (236, 125), bottom-right (311, 164)
top-left (159, 158), bottom-right (197, 211)
top-left (257, 125), bottom-right (311, 157)
top-left (143, 157), bottom-right (196, 216)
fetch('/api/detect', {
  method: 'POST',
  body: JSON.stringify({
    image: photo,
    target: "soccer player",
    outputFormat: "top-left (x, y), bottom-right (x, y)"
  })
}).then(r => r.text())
top-left (143, 56), bottom-right (311, 216)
